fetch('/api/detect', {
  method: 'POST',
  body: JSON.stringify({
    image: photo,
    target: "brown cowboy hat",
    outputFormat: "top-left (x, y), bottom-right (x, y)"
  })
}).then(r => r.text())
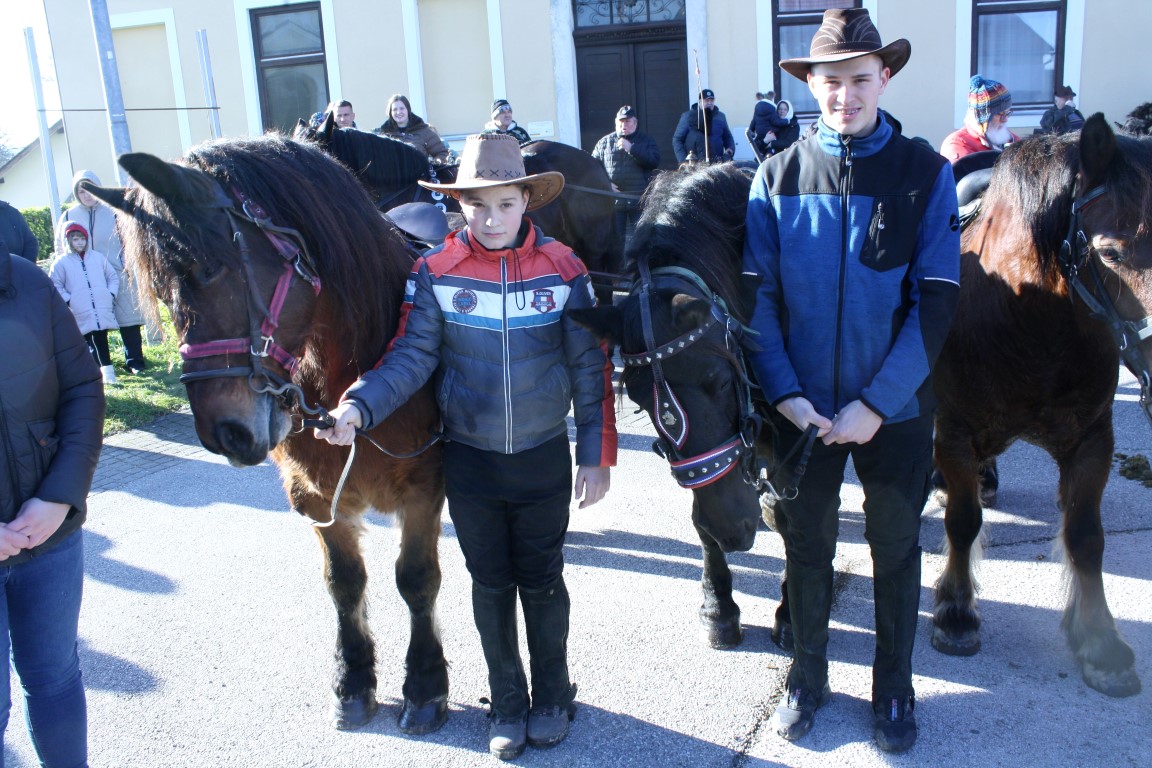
top-left (418, 133), bottom-right (564, 211)
top-left (779, 8), bottom-right (911, 81)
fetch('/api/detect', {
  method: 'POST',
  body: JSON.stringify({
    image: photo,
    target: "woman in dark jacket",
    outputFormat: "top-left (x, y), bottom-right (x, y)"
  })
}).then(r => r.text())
top-left (767, 100), bottom-right (801, 155)
top-left (376, 94), bottom-right (452, 162)
top-left (0, 243), bottom-right (104, 766)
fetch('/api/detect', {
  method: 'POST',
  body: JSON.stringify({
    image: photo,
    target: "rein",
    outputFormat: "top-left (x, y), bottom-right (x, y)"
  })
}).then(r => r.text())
top-left (1056, 182), bottom-right (1152, 426)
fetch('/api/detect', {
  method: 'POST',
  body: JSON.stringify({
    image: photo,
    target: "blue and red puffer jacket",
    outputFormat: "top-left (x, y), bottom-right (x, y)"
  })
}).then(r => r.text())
top-left (344, 222), bottom-right (617, 467)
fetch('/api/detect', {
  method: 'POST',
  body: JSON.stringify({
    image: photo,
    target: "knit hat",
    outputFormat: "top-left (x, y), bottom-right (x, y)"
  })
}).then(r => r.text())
top-left (417, 133), bottom-right (564, 212)
top-left (968, 75), bottom-right (1012, 124)
top-left (616, 105), bottom-right (636, 120)
top-left (491, 99), bottom-right (513, 119)
top-left (65, 222), bottom-right (89, 240)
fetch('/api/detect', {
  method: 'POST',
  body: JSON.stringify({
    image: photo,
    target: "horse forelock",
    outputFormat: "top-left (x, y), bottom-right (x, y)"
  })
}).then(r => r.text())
top-left (154, 134), bottom-right (411, 371)
top-left (628, 165), bottom-right (752, 323)
top-left (1103, 133), bottom-right (1152, 240)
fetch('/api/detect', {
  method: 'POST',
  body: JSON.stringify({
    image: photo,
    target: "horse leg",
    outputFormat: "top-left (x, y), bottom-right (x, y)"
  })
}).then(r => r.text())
top-left (764, 492), bottom-right (793, 653)
top-left (305, 508), bottom-right (380, 729)
top-left (932, 438), bottom-right (984, 657)
top-left (696, 513), bottom-right (743, 649)
top-left (1056, 427), bottom-right (1141, 697)
top-left (393, 483), bottom-right (450, 733)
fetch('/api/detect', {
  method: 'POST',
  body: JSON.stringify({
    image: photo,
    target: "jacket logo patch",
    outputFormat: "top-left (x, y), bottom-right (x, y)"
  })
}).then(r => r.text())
top-left (531, 288), bottom-right (556, 313)
top-left (452, 289), bottom-right (478, 314)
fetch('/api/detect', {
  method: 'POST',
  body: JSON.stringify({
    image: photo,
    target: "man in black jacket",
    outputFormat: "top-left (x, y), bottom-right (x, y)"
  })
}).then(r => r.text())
top-left (591, 105), bottom-right (660, 246)
top-left (0, 201), bottom-right (39, 262)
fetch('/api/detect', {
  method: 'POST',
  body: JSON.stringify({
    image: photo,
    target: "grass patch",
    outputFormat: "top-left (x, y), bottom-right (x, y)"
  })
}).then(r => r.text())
top-left (103, 313), bottom-right (188, 436)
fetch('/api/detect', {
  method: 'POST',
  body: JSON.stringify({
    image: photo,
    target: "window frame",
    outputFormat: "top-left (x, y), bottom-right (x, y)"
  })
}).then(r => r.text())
top-left (971, 0), bottom-right (1067, 112)
top-left (250, 2), bottom-right (329, 133)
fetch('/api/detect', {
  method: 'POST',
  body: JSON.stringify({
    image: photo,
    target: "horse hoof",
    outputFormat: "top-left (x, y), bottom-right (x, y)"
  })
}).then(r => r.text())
top-left (398, 694), bottom-right (449, 735)
top-left (330, 693), bottom-right (380, 730)
top-left (931, 626), bottom-right (981, 657)
top-left (1081, 664), bottom-right (1142, 698)
top-left (703, 618), bottom-right (744, 649)
top-left (771, 618), bottom-right (794, 654)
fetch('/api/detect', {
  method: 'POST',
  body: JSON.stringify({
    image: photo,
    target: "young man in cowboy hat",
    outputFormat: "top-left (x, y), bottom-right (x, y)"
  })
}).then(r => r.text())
top-left (317, 132), bottom-right (616, 760)
top-left (742, 7), bottom-right (960, 753)
top-left (592, 105), bottom-right (661, 247)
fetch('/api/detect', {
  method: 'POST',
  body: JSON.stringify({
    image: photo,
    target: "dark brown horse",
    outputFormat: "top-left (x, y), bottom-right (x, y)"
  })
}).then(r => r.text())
top-left (84, 135), bottom-right (452, 731)
top-left (570, 164), bottom-right (767, 649)
top-left (932, 114), bottom-right (1150, 697)
top-left (292, 117), bottom-right (624, 293)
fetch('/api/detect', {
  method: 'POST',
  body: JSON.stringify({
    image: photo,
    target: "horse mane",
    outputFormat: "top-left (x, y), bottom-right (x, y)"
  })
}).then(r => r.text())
top-left (294, 122), bottom-right (432, 193)
top-left (127, 134), bottom-right (410, 376)
top-left (1117, 102), bottom-right (1152, 137)
top-left (627, 164), bottom-right (753, 323)
top-left (976, 132), bottom-right (1152, 271)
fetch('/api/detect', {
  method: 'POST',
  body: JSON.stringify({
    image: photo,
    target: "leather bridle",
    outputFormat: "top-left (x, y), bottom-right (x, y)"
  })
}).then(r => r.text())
top-left (1056, 181), bottom-right (1152, 426)
top-left (623, 262), bottom-right (762, 490)
top-left (176, 184), bottom-right (324, 415)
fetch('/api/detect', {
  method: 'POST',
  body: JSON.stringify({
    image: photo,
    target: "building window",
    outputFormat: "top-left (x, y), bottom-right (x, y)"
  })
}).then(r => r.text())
top-left (972, 0), bottom-right (1065, 108)
top-left (771, 0), bottom-right (859, 117)
top-left (251, 3), bottom-right (329, 133)
top-left (573, 0), bottom-right (685, 28)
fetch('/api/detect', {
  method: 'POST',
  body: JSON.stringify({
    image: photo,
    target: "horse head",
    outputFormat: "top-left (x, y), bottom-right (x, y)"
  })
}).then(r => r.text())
top-left (571, 164), bottom-right (762, 553)
top-left (87, 138), bottom-right (404, 466)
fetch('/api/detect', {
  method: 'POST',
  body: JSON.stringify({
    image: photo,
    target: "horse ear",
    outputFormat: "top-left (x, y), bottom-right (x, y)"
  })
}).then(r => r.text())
top-left (318, 110), bottom-right (336, 143)
top-left (1078, 113), bottom-right (1116, 186)
top-left (568, 305), bottom-right (623, 347)
top-left (671, 294), bottom-right (713, 331)
top-left (119, 152), bottom-right (206, 205)
top-left (79, 181), bottom-right (130, 213)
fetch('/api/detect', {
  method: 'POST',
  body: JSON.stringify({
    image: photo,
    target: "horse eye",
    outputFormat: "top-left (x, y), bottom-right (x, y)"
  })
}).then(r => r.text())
top-left (1095, 245), bottom-right (1125, 265)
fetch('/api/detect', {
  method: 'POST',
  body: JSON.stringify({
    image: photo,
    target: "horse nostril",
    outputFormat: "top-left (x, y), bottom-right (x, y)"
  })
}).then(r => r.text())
top-left (216, 420), bottom-right (255, 459)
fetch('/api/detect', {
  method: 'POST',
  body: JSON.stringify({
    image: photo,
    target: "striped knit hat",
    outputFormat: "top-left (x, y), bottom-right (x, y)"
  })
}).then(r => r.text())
top-left (968, 75), bottom-right (1012, 124)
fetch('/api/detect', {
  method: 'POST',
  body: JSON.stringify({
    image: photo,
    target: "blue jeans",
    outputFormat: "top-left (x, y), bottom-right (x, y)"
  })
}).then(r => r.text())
top-left (0, 529), bottom-right (87, 768)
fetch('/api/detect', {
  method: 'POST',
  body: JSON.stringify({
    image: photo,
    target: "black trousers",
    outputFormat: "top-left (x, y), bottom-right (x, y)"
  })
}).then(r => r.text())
top-left (444, 434), bottom-right (572, 591)
top-left (84, 330), bottom-right (112, 367)
top-left (774, 411), bottom-right (933, 700)
top-left (118, 324), bottom-right (146, 370)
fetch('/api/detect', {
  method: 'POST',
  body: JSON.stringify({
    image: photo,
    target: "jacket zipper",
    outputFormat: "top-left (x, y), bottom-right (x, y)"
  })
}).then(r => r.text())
top-left (501, 257), bottom-right (513, 453)
top-left (80, 255), bottom-right (103, 330)
top-left (834, 135), bottom-right (853, 412)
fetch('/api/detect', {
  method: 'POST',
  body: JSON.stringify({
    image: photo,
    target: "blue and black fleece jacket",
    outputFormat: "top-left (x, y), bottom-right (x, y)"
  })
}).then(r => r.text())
top-left (742, 115), bottom-right (960, 424)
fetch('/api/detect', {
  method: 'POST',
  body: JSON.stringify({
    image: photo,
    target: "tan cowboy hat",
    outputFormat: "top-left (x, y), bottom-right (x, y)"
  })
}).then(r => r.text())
top-left (418, 133), bottom-right (564, 211)
top-left (779, 8), bottom-right (911, 81)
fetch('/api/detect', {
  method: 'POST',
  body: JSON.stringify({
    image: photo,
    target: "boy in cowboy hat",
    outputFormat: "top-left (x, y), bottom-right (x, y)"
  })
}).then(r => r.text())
top-left (743, 7), bottom-right (960, 752)
top-left (317, 132), bottom-right (616, 760)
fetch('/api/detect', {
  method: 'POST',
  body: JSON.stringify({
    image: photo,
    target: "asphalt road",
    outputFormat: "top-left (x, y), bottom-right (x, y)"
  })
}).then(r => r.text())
top-left (5, 370), bottom-right (1151, 767)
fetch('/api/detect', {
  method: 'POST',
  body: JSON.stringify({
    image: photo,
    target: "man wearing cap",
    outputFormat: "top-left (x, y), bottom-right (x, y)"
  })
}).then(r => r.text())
top-left (483, 99), bottom-right (532, 145)
top-left (743, 7), bottom-right (960, 753)
top-left (940, 75), bottom-right (1021, 160)
top-left (1039, 85), bottom-right (1084, 135)
top-left (672, 89), bottom-right (735, 164)
top-left (592, 105), bottom-right (660, 245)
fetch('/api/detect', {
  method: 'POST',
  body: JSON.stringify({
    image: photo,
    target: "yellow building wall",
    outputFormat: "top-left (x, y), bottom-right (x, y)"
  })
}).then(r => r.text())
top-left (422, 0), bottom-right (493, 137)
top-left (328, 0), bottom-right (410, 133)
top-left (499, 0), bottom-right (557, 139)
top-left (1081, 0), bottom-right (1148, 131)
top-left (114, 24), bottom-right (184, 162)
top-left (708, 0), bottom-right (759, 154)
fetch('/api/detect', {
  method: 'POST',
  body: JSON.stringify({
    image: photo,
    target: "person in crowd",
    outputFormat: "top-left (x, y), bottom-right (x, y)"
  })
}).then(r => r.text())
top-left (56, 171), bottom-right (148, 374)
top-left (315, 133), bottom-right (616, 761)
top-left (0, 201), bottom-right (39, 263)
top-left (482, 99), bottom-right (532, 145)
top-left (744, 8), bottom-right (960, 753)
top-left (591, 105), bottom-right (660, 245)
top-left (50, 222), bottom-right (120, 385)
top-left (328, 99), bottom-right (357, 129)
top-left (376, 94), bottom-right (452, 162)
top-left (673, 88), bottom-right (735, 164)
top-left (749, 91), bottom-right (783, 157)
top-left (766, 100), bottom-right (800, 155)
top-left (939, 75), bottom-right (1020, 161)
top-left (1038, 85), bottom-right (1084, 135)
top-left (0, 238), bottom-right (104, 768)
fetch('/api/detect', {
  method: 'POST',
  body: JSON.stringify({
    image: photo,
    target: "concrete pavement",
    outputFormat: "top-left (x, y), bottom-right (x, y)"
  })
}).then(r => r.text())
top-left (4, 372), bottom-right (1151, 767)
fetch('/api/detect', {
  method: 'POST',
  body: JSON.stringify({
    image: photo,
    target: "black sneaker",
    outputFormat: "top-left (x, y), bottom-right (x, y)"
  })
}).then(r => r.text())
top-left (769, 683), bottom-right (832, 741)
top-left (873, 694), bottom-right (917, 753)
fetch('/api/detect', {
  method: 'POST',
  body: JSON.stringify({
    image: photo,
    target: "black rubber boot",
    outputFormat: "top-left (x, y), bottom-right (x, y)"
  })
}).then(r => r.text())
top-left (520, 577), bottom-right (577, 748)
top-left (472, 583), bottom-right (528, 760)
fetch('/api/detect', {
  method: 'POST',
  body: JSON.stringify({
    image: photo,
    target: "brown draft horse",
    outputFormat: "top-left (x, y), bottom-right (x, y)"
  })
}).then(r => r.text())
top-left (932, 114), bottom-right (1150, 697)
top-left (84, 135), bottom-right (452, 731)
